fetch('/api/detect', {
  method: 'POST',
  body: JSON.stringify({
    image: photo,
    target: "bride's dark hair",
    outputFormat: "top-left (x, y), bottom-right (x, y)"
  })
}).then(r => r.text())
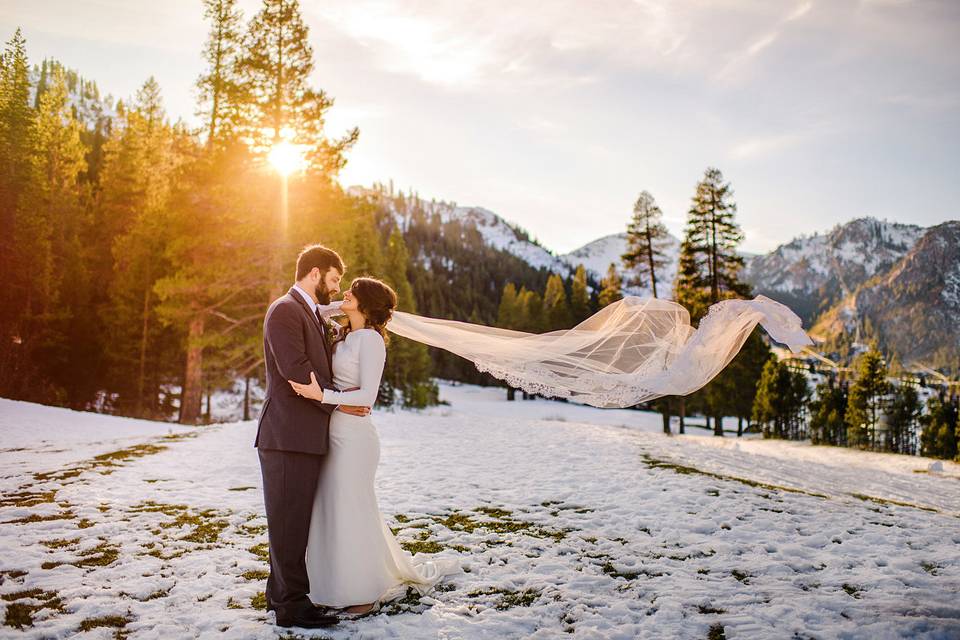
top-left (349, 277), bottom-right (398, 344)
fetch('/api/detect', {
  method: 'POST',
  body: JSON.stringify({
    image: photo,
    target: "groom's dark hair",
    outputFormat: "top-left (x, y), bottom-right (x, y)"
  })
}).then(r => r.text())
top-left (296, 244), bottom-right (345, 280)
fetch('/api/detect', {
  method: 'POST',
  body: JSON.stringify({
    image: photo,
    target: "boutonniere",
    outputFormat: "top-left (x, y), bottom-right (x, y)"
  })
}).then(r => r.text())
top-left (325, 318), bottom-right (346, 347)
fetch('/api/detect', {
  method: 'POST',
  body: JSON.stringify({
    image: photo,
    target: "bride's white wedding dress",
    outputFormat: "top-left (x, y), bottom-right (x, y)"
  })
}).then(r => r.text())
top-left (305, 328), bottom-right (459, 608)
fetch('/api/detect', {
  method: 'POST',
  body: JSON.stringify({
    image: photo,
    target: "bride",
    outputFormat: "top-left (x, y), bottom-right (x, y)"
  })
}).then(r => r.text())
top-left (288, 277), bottom-right (459, 617)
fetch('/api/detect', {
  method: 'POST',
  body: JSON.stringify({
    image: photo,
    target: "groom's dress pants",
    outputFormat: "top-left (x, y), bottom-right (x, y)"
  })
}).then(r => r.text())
top-left (258, 448), bottom-right (323, 615)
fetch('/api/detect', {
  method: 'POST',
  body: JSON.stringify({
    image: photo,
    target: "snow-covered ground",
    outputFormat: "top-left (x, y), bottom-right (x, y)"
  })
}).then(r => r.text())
top-left (1, 384), bottom-right (959, 639)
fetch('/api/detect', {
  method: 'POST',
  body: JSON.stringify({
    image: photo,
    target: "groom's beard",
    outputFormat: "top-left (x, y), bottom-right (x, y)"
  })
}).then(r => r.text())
top-left (315, 283), bottom-right (332, 306)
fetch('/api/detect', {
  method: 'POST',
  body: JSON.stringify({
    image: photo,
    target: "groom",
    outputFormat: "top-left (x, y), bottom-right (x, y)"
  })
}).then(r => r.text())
top-left (255, 244), bottom-right (370, 628)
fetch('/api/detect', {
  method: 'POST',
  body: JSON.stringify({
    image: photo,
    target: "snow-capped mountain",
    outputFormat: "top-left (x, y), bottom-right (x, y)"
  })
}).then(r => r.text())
top-left (561, 232), bottom-right (681, 297)
top-left (348, 186), bottom-right (570, 274)
top-left (742, 218), bottom-right (925, 322)
top-left (811, 221), bottom-right (960, 366)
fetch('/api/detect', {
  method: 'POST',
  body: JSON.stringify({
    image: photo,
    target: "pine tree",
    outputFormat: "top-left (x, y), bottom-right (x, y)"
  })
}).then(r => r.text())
top-left (751, 357), bottom-right (808, 439)
top-left (197, 0), bottom-right (246, 147)
top-left (380, 227), bottom-right (436, 407)
top-left (919, 395), bottom-right (958, 460)
top-left (570, 265), bottom-right (591, 324)
top-left (675, 167), bottom-right (749, 313)
top-left (809, 378), bottom-right (848, 446)
top-left (543, 273), bottom-right (571, 331)
top-left (845, 348), bottom-right (889, 449)
top-left (598, 263), bottom-right (623, 308)
top-left (18, 68), bottom-right (87, 393)
top-left (517, 286), bottom-right (545, 333)
top-left (621, 190), bottom-right (671, 298)
top-left (0, 29), bottom-right (34, 393)
top-left (238, 0), bottom-right (357, 172)
top-left (100, 78), bottom-right (185, 417)
top-left (497, 282), bottom-right (520, 329)
top-left (886, 385), bottom-right (921, 454)
top-left (154, 141), bottom-right (274, 423)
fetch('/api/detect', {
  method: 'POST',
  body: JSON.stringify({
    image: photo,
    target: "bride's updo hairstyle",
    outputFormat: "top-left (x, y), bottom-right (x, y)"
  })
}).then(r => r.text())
top-left (350, 277), bottom-right (398, 344)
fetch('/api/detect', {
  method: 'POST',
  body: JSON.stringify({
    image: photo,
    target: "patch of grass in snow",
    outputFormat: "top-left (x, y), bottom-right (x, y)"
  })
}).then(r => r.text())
top-left (249, 542), bottom-right (270, 562)
top-left (383, 587), bottom-right (427, 615)
top-left (78, 614), bottom-right (131, 637)
top-left (160, 431), bottom-right (200, 441)
top-left (707, 622), bottom-right (726, 640)
top-left (241, 569), bottom-right (269, 580)
top-left (2, 588), bottom-right (65, 629)
top-left (731, 569), bottom-right (750, 584)
top-left (3, 510), bottom-right (75, 525)
top-left (226, 596), bottom-right (244, 609)
top-left (400, 530), bottom-right (445, 555)
top-left (601, 562), bottom-right (664, 580)
top-left (475, 506), bottom-right (513, 519)
top-left (34, 443), bottom-right (169, 483)
top-left (0, 489), bottom-right (57, 508)
top-left (168, 510), bottom-right (230, 544)
top-left (433, 509), bottom-right (569, 542)
top-left (842, 583), bottom-right (862, 598)
top-left (77, 518), bottom-right (95, 529)
top-left (39, 537), bottom-right (80, 549)
top-left (240, 523), bottom-right (267, 536)
top-left (920, 561), bottom-right (940, 575)
top-left (251, 591), bottom-right (267, 610)
top-left (228, 486), bottom-right (257, 491)
top-left (43, 539), bottom-right (120, 570)
top-left (130, 501), bottom-right (230, 545)
top-left (849, 493), bottom-right (938, 513)
top-left (640, 454), bottom-right (829, 499)
top-left (698, 603), bottom-right (726, 614)
top-left (129, 500), bottom-right (188, 516)
top-left (466, 586), bottom-right (540, 610)
top-left (0, 569), bottom-right (28, 581)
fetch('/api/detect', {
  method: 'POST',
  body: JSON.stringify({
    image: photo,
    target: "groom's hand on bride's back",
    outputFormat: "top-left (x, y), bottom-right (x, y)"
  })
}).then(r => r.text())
top-left (336, 387), bottom-right (370, 416)
top-left (337, 404), bottom-right (371, 416)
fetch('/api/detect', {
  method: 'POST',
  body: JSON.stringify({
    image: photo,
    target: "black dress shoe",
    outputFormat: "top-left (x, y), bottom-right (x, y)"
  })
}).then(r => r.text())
top-left (275, 608), bottom-right (338, 629)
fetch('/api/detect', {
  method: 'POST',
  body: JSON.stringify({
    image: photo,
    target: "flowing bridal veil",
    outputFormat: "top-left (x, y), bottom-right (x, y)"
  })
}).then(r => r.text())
top-left (388, 295), bottom-right (813, 408)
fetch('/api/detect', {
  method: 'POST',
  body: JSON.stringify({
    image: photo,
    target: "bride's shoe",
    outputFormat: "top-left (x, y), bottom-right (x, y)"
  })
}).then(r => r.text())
top-left (338, 601), bottom-right (381, 620)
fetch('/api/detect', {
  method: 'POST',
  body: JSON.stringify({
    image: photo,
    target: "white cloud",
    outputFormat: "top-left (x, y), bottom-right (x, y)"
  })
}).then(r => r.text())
top-left (728, 133), bottom-right (805, 160)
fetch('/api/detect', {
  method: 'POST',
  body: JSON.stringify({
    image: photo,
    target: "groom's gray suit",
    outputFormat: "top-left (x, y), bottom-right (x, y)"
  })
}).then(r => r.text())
top-left (255, 287), bottom-right (336, 619)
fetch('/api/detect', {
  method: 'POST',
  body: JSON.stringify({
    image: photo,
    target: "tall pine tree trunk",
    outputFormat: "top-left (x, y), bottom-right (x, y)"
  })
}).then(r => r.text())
top-left (645, 222), bottom-right (658, 298)
top-left (136, 283), bottom-right (151, 418)
top-left (679, 399), bottom-right (686, 434)
top-left (243, 376), bottom-right (251, 421)
top-left (180, 314), bottom-right (205, 424)
top-left (714, 414), bottom-right (723, 437)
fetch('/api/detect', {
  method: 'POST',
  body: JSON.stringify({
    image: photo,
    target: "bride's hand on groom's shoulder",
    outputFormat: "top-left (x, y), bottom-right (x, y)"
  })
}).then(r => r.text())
top-left (288, 371), bottom-right (324, 401)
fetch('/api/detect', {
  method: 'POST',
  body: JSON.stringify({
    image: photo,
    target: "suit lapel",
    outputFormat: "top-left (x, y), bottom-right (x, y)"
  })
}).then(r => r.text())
top-left (288, 287), bottom-right (323, 330)
top-left (286, 287), bottom-right (333, 371)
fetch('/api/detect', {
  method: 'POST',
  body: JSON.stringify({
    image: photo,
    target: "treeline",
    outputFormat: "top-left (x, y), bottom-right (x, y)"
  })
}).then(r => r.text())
top-left (754, 348), bottom-right (959, 461)
top-left (0, 0), bottom-right (435, 422)
top-left (496, 167), bottom-right (770, 436)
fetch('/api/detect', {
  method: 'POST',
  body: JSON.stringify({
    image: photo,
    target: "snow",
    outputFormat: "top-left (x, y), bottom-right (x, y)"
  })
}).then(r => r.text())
top-left (1, 386), bottom-right (959, 639)
top-left (561, 233), bottom-right (680, 298)
top-left (444, 206), bottom-right (569, 274)
top-left (746, 218), bottom-right (926, 296)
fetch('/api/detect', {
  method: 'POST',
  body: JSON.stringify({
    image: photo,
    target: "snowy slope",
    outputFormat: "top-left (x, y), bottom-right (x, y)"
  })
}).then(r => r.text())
top-left (1, 389), bottom-right (958, 639)
top-left (444, 206), bottom-right (569, 274)
top-left (744, 218), bottom-right (924, 298)
top-left (349, 186), bottom-right (569, 274)
top-left (562, 233), bottom-right (681, 297)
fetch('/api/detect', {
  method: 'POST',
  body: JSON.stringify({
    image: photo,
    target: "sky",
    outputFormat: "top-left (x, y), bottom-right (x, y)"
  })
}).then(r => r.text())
top-left (2, 0), bottom-right (958, 254)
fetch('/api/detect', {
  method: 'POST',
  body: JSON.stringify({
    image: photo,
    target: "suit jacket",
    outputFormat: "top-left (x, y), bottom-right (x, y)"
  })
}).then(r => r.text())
top-left (254, 287), bottom-right (337, 454)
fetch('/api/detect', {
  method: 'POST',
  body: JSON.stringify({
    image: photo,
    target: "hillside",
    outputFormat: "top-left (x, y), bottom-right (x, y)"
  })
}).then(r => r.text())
top-left (1, 388), bottom-right (958, 638)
